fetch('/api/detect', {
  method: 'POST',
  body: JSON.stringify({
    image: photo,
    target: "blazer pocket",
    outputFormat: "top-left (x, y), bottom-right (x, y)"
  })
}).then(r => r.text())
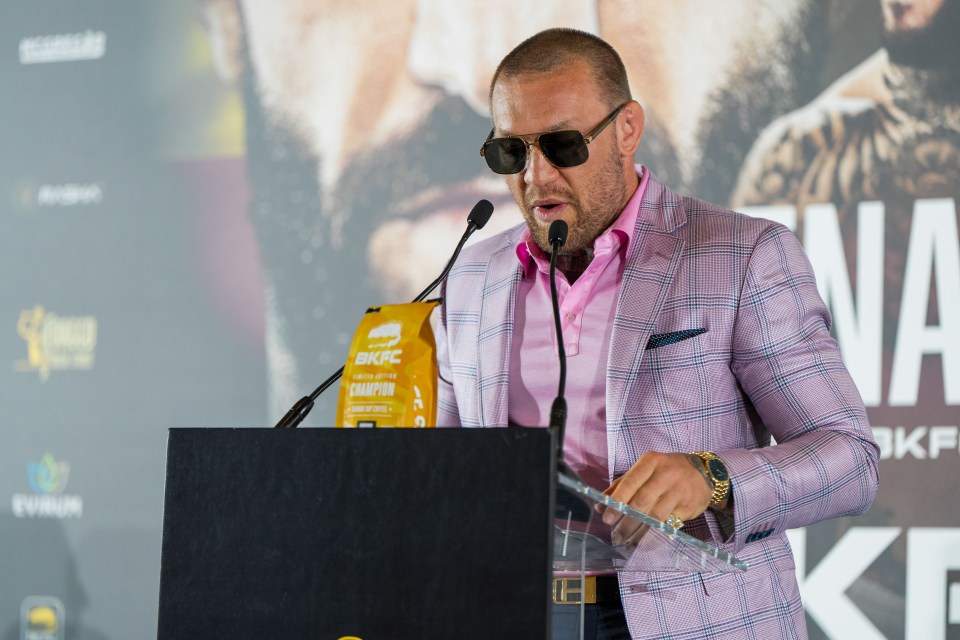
top-left (645, 328), bottom-right (707, 350)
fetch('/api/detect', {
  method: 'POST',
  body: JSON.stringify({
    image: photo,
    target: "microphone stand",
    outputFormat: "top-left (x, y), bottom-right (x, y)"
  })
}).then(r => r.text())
top-left (273, 200), bottom-right (494, 429)
top-left (547, 223), bottom-right (568, 437)
top-left (546, 220), bottom-right (582, 481)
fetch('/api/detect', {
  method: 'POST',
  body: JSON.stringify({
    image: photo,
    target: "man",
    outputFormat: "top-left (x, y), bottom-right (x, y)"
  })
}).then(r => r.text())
top-left (436, 28), bottom-right (880, 639)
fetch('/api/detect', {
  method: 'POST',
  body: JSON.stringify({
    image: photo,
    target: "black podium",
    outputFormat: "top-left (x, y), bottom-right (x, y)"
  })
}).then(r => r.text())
top-left (158, 428), bottom-right (557, 640)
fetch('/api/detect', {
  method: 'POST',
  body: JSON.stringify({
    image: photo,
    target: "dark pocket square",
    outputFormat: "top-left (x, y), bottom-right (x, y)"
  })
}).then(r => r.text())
top-left (646, 328), bottom-right (707, 350)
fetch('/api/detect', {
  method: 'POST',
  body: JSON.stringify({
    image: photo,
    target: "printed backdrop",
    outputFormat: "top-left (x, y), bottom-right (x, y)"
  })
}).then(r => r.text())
top-left (1, 1), bottom-right (958, 638)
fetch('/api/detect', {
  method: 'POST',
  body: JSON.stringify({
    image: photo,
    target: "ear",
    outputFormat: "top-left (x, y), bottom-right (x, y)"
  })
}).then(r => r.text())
top-left (617, 100), bottom-right (645, 157)
top-left (201, 0), bottom-right (245, 83)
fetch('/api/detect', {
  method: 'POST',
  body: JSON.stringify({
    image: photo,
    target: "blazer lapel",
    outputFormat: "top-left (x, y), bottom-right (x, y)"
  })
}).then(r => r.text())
top-left (476, 238), bottom-right (522, 427)
top-left (607, 176), bottom-right (687, 440)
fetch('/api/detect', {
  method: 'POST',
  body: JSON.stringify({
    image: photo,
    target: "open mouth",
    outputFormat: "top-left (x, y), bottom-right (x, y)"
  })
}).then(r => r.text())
top-left (532, 200), bottom-right (568, 219)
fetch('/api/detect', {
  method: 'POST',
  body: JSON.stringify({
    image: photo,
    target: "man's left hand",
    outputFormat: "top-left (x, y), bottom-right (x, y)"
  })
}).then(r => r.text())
top-left (600, 451), bottom-right (713, 542)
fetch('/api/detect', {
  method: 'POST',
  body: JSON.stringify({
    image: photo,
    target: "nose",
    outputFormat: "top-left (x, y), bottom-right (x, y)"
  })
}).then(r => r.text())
top-left (523, 143), bottom-right (559, 186)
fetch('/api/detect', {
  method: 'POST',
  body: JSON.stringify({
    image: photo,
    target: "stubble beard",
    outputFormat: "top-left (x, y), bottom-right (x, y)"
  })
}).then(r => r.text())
top-left (516, 142), bottom-right (629, 254)
top-left (884, 0), bottom-right (960, 71)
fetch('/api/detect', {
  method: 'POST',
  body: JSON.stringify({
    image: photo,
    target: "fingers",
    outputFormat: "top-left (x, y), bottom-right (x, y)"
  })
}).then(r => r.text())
top-left (601, 480), bottom-right (671, 526)
top-left (603, 476), bottom-right (621, 495)
top-left (609, 491), bottom-right (680, 541)
top-left (606, 452), bottom-right (657, 504)
top-left (600, 452), bottom-right (712, 527)
top-left (610, 515), bottom-right (647, 548)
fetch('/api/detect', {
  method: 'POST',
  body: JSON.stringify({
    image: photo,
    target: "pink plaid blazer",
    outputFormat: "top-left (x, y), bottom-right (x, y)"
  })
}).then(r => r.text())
top-left (435, 172), bottom-right (879, 639)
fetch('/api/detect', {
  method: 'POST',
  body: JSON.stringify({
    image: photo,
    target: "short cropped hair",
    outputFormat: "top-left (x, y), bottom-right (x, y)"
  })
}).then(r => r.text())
top-left (489, 28), bottom-right (632, 109)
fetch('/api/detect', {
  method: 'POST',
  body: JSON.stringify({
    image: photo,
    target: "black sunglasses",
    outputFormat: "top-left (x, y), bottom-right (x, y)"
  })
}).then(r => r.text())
top-left (480, 103), bottom-right (627, 175)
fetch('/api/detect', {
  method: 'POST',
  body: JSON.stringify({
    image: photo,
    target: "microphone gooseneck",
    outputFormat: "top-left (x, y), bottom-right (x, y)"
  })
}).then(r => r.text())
top-left (413, 199), bottom-right (493, 303)
top-left (273, 199), bottom-right (495, 429)
top-left (547, 219), bottom-right (569, 449)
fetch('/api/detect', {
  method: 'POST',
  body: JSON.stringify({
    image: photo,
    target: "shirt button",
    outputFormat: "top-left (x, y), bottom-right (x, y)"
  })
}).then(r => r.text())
top-left (565, 313), bottom-right (576, 321)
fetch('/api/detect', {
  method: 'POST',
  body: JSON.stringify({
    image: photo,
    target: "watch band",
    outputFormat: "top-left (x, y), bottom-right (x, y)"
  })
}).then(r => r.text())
top-left (691, 451), bottom-right (730, 507)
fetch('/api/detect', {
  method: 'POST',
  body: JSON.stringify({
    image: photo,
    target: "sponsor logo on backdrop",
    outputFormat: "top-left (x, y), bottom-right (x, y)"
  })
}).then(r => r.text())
top-left (742, 197), bottom-right (960, 409)
top-left (18, 31), bottom-right (106, 65)
top-left (20, 596), bottom-right (65, 640)
top-left (14, 306), bottom-right (97, 381)
top-left (873, 426), bottom-right (960, 460)
top-left (789, 527), bottom-right (960, 639)
top-left (11, 453), bottom-right (83, 519)
top-left (37, 183), bottom-right (103, 207)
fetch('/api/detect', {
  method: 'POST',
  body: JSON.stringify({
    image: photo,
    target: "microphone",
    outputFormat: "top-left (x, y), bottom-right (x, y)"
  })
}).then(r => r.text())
top-left (548, 219), bottom-right (568, 246)
top-left (273, 199), bottom-right (495, 429)
top-left (413, 199), bottom-right (493, 302)
top-left (547, 220), bottom-right (570, 470)
top-left (468, 199), bottom-right (495, 229)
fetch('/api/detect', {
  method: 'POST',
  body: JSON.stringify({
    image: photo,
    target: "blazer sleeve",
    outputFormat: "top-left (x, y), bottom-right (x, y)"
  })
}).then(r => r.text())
top-left (433, 281), bottom-right (462, 428)
top-left (718, 223), bottom-right (879, 549)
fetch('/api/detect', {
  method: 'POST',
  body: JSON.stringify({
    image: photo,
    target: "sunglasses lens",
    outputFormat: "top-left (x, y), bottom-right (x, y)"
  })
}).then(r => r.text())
top-left (540, 131), bottom-right (588, 167)
top-left (484, 138), bottom-right (528, 174)
top-left (482, 130), bottom-right (589, 174)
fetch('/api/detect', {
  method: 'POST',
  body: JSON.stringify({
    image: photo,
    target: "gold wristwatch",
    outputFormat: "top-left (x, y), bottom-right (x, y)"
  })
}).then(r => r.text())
top-left (691, 451), bottom-right (731, 507)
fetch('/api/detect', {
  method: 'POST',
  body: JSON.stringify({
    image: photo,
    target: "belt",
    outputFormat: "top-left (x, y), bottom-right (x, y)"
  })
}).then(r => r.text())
top-left (552, 575), bottom-right (621, 605)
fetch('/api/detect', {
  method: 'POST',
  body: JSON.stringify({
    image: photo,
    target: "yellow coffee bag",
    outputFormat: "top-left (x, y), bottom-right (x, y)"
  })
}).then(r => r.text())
top-left (336, 301), bottom-right (439, 428)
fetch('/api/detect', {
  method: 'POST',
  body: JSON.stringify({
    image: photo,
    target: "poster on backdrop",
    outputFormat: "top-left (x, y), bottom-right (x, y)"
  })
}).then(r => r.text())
top-left (0, 0), bottom-right (956, 638)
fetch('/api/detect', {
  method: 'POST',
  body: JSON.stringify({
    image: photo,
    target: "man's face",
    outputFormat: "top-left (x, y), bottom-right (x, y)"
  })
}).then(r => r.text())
top-left (882, 0), bottom-right (946, 32)
top-left (881, 0), bottom-right (960, 69)
top-left (205, 0), bottom-right (827, 295)
top-left (490, 62), bottom-right (635, 253)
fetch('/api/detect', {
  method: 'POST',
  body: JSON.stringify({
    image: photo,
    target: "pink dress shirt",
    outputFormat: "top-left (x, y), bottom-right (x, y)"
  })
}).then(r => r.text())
top-left (509, 168), bottom-right (650, 490)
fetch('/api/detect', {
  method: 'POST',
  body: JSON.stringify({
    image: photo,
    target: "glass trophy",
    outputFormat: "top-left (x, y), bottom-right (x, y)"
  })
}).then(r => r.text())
top-left (554, 472), bottom-right (747, 574)
top-left (550, 472), bottom-right (746, 640)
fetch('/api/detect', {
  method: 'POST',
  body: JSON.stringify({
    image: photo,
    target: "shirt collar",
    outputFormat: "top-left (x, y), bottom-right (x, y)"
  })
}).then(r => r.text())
top-left (516, 164), bottom-right (650, 278)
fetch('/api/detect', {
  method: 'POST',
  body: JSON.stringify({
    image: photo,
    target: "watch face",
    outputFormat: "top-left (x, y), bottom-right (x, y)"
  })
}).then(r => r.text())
top-left (708, 458), bottom-right (729, 482)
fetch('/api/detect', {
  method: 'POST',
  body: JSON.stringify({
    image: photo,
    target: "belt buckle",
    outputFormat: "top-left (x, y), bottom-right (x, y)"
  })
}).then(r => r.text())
top-left (552, 576), bottom-right (597, 605)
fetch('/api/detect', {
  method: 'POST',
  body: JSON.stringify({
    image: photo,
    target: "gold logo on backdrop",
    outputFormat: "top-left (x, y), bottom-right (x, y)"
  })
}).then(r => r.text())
top-left (27, 605), bottom-right (59, 631)
top-left (14, 305), bottom-right (97, 381)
